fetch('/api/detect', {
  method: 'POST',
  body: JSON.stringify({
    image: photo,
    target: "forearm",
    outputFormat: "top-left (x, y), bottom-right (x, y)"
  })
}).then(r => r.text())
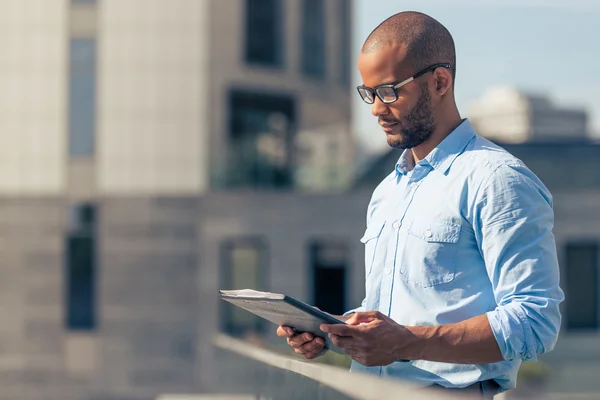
top-left (400, 314), bottom-right (504, 364)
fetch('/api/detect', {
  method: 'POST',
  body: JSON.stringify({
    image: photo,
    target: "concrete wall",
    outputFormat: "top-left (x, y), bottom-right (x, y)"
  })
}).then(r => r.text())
top-left (0, 199), bottom-right (79, 400)
top-left (97, 198), bottom-right (199, 399)
top-left (0, 197), bottom-right (199, 400)
top-left (0, 0), bottom-right (67, 195)
top-left (97, 0), bottom-right (209, 195)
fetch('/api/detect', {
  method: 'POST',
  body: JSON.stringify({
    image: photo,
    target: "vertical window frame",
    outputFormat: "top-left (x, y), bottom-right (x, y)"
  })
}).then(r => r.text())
top-left (220, 237), bottom-right (269, 336)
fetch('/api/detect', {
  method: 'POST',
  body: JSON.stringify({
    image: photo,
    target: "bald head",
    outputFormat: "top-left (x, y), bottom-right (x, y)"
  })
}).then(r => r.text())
top-left (362, 11), bottom-right (456, 82)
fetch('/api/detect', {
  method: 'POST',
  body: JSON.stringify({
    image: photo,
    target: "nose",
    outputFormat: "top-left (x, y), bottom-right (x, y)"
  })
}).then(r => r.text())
top-left (371, 96), bottom-right (390, 118)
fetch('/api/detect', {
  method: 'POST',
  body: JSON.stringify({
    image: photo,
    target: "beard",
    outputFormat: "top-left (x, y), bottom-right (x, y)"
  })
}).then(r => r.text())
top-left (383, 83), bottom-right (436, 149)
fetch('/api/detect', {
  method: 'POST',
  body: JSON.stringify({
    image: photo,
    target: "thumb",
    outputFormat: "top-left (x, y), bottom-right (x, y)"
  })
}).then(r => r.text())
top-left (346, 311), bottom-right (378, 326)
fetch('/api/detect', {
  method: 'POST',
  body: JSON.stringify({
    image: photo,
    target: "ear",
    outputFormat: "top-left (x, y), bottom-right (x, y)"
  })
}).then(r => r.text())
top-left (434, 67), bottom-right (452, 96)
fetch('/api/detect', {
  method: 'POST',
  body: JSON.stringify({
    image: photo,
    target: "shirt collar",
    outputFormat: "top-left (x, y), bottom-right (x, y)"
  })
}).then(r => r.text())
top-left (395, 149), bottom-right (415, 175)
top-left (394, 118), bottom-right (476, 177)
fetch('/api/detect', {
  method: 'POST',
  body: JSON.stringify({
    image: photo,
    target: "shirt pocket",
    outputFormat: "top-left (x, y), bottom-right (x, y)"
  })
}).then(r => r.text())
top-left (360, 220), bottom-right (386, 277)
top-left (399, 219), bottom-right (461, 287)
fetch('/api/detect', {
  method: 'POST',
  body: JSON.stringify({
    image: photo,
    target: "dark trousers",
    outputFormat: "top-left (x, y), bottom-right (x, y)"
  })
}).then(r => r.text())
top-left (426, 380), bottom-right (501, 399)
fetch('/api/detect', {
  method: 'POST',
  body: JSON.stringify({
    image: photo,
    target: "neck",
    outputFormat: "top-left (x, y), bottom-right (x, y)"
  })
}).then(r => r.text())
top-left (411, 105), bottom-right (462, 163)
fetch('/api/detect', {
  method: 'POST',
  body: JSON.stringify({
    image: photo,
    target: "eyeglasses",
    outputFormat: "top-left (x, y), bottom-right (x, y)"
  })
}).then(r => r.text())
top-left (356, 63), bottom-right (451, 104)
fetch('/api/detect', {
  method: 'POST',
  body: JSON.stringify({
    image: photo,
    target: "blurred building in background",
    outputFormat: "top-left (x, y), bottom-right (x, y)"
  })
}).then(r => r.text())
top-left (468, 86), bottom-right (590, 143)
top-left (0, 0), bottom-right (353, 399)
top-left (1, 0), bottom-right (600, 399)
top-left (206, 0), bottom-right (355, 192)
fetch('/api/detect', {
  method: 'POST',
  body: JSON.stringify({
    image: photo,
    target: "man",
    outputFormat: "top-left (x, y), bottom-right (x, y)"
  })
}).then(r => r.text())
top-left (277, 11), bottom-right (564, 398)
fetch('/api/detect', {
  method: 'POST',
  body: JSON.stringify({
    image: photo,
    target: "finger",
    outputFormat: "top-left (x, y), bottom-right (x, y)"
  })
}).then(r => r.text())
top-left (288, 332), bottom-right (314, 347)
top-left (298, 338), bottom-right (325, 354)
top-left (304, 347), bottom-right (326, 359)
top-left (346, 311), bottom-right (380, 325)
top-left (320, 323), bottom-right (359, 337)
top-left (328, 333), bottom-right (358, 350)
top-left (277, 326), bottom-right (295, 337)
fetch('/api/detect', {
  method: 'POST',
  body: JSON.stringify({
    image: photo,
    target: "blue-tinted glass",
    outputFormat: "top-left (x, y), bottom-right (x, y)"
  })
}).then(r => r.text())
top-left (220, 239), bottom-right (267, 336)
top-left (69, 38), bottom-right (96, 156)
top-left (66, 205), bottom-right (97, 331)
top-left (245, 0), bottom-right (283, 67)
top-left (338, 0), bottom-right (351, 87)
top-left (226, 91), bottom-right (295, 189)
top-left (566, 242), bottom-right (598, 329)
top-left (301, 0), bottom-right (326, 79)
top-left (310, 241), bottom-right (347, 316)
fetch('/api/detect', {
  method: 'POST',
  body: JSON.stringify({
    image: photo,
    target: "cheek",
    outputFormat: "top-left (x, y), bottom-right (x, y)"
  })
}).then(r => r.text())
top-left (388, 98), bottom-right (413, 119)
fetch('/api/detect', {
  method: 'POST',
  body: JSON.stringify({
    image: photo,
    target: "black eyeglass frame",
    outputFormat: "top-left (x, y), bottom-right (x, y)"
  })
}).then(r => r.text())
top-left (356, 63), bottom-right (452, 104)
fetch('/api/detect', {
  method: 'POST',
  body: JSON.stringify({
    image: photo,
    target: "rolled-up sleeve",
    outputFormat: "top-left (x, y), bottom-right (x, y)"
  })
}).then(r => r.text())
top-left (473, 164), bottom-right (565, 362)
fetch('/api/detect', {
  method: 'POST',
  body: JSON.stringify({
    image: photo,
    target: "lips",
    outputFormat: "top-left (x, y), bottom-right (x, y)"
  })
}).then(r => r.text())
top-left (380, 121), bottom-right (399, 133)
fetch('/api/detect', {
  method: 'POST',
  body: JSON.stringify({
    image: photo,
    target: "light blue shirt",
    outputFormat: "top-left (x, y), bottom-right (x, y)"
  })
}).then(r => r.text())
top-left (346, 119), bottom-right (564, 392)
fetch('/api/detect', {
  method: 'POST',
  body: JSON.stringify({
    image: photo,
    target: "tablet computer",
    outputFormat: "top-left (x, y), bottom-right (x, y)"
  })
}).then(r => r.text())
top-left (219, 289), bottom-right (345, 351)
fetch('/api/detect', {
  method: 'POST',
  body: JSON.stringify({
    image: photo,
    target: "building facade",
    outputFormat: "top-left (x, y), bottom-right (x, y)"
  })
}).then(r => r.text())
top-left (467, 86), bottom-right (589, 143)
top-left (0, 0), bottom-right (353, 399)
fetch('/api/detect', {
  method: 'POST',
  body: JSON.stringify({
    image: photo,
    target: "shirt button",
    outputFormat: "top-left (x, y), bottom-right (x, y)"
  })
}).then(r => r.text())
top-left (392, 221), bottom-right (399, 229)
top-left (385, 269), bottom-right (392, 275)
top-left (425, 230), bottom-right (432, 238)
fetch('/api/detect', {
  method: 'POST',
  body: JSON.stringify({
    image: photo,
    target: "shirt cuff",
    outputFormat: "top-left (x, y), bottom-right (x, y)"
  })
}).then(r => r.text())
top-left (487, 303), bottom-right (537, 362)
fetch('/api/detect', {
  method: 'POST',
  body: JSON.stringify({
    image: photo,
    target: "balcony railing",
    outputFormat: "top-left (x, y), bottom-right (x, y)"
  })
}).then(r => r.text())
top-left (158, 334), bottom-right (473, 400)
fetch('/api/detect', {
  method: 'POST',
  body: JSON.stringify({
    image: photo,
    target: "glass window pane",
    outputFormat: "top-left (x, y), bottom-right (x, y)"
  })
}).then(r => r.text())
top-left (221, 239), bottom-right (268, 337)
top-left (566, 242), bottom-right (598, 330)
top-left (224, 91), bottom-right (295, 189)
top-left (310, 241), bottom-right (347, 316)
top-left (231, 247), bottom-right (261, 289)
top-left (66, 204), bottom-right (97, 331)
top-left (69, 38), bottom-right (96, 156)
top-left (337, 0), bottom-right (351, 87)
top-left (301, 0), bottom-right (326, 79)
top-left (245, 0), bottom-right (283, 67)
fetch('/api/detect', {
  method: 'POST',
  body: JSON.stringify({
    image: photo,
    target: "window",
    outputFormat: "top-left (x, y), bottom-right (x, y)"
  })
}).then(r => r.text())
top-left (565, 242), bottom-right (598, 330)
top-left (224, 90), bottom-right (296, 189)
top-left (310, 241), bottom-right (347, 316)
top-left (337, 0), bottom-right (351, 87)
top-left (221, 238), bottom-right (268, 337)
top-left (245, 0), bottom-right (283, 67)
top-left (301, 0), bottom-right (326, 79)
top-left (69, 38), bottom-right (96, 156)
top-left (66, 204), bottom-right (97, 331)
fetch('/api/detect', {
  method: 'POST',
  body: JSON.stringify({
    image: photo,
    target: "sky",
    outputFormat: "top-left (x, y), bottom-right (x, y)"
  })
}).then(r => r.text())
top-left (352, 0), bottom-right (600, 153)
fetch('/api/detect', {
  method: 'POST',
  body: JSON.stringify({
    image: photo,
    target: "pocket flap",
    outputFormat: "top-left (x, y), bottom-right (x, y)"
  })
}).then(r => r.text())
top-left (408, 220), bottom-right (461, 243)
top-left (360, 220), bottom-right (386, 243)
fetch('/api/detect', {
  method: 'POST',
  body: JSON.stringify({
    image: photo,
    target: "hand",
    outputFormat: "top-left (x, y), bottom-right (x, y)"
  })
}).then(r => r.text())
top-left (320, 311), bottom-right (416, 367)
top-left (276, 326), bottom-right (327, 360)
